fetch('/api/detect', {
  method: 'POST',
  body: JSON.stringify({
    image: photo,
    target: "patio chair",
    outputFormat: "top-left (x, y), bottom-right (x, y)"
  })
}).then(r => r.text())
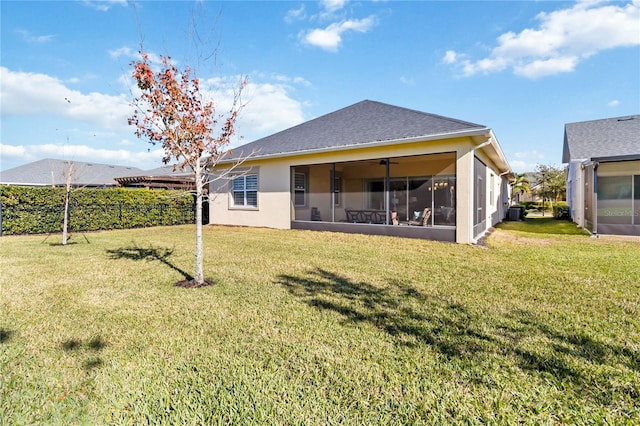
top-left (409, 208), bottom-right (431, 226)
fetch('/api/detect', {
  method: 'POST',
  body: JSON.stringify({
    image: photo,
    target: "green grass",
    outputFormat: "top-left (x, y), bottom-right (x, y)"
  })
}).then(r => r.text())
top-left (497, 216), bottom-right (592, 235)
top-left (1, 221), bottom-right (639, 424)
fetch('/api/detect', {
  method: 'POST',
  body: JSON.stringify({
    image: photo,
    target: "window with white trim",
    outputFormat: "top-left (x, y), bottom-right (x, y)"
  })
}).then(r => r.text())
top-left (232, 174), bottom-right (258, 208)
top-left (294, 172), bottom-right (306, 207)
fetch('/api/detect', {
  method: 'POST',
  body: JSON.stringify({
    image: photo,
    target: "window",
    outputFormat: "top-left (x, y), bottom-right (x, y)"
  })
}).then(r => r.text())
top-left (232, 174), bottom-right (258, 208)
top-left (333, 175), bottom-right (342, 206)
top-left (294, 172), bottom-right (306, 207)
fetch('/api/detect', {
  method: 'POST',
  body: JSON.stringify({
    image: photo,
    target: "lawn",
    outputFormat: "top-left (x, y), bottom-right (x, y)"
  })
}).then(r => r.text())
top-left (1, 220), bottom-right (639, 424)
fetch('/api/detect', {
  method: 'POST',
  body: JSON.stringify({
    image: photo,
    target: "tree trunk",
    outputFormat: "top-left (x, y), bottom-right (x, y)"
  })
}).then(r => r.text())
top-left (194, 156), bottom-right (205, 285)
top-left (62, 162), bottom-right (73, 245)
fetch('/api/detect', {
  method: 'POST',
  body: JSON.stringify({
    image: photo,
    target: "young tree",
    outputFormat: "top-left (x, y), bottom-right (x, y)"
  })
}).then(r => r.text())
top-left (128, 51), bottom-right (245, 287)
top-left (61, 161), bottom-right (73, 245)
top-left (510, 172), bottom-right (530, 205)
top-left (533, 164), bottom-right (566, 206)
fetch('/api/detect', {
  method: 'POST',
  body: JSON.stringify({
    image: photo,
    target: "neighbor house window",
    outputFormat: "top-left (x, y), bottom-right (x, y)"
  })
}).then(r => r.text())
top-left (232, 174), bottom-right (258, 208)
top-left (294, 172), bottom-right (306, 207)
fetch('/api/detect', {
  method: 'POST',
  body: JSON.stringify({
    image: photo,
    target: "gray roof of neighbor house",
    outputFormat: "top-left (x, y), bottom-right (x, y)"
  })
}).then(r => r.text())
top-left (226, 100), bottom-right (489, 160)
top-left (562, 115), bottom-right (640, 163)
top-left (0, 159), bottom-right (144, 187)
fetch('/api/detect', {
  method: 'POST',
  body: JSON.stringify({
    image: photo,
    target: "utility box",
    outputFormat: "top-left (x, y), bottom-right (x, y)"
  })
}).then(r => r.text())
top-left (508, 206), bottom-right (524, 221)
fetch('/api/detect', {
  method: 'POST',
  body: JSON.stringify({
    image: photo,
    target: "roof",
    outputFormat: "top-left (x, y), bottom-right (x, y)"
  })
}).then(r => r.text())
top-left (562, 115), bottom-right (640, 163)
top-left (227, 100), bottom-right (489, 160)
top-left (114, 166), bottom-right (195, 190)
top-left (0, 159), bottom-right (144, 187)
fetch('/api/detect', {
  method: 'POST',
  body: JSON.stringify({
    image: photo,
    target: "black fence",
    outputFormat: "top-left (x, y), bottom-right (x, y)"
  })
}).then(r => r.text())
top-left (0, 202), bottom-right (197, 236)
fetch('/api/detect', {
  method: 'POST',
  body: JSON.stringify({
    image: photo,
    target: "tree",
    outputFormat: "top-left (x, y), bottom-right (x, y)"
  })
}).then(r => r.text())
top-left (533, 164), bottom-right (566, 206)
top-left (61, 161), bottom-right (73, 245)
top-left (128, 51), bottom-right (245, 287)
top-left (510, 172), bottom-right (530, 205)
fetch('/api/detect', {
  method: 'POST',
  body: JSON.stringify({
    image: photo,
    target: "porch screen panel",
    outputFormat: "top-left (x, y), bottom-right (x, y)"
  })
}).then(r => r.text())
top-left (597, 176), bottom-right (632, 225)
top-left (635, 175), bottom-right (640, 225)
top-left (473, 157), bottom-right (487, 237)
top-left (584, 165), bottom-right (595, 232)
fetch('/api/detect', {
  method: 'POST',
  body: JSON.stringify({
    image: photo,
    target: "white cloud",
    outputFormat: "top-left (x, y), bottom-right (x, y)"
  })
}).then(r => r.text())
top-left (0, 67), bottom-right (132, 131)
top-left (321, 0), bottom-right (346, 13)
top-left (15, 29), bottom-right (55, 44)
top-left (285, 5), bottom-right (306, 23)
top-left (0, 144), bottom-right (27, 157)
top-left (442, 50), bottom-right (458, 64)
top-left (444, 0), bottom-right (640, 78)
top-left (301, 16), bottom-right (376, 51)
top-left (108, 46), bottom-right (135, 59)
top-left (514, 150), bottom-right (545, 160)
top-left (608, 99), bottom-right (620, 107)
top-left (81, 0), bottom-right (128, 12)
top-left (0, 143), bottom-right (166, 170)
top-left (399, 76), bottom-right (415, 85)
top-left (1, 66), bottom-right (308, 170)
top-left (200, 75), bottom-right (306, 141)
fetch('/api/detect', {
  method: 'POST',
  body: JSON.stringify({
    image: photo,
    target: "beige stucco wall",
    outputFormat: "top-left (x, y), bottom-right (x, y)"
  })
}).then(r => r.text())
top-left (209, 134), bottom-right (511, 243)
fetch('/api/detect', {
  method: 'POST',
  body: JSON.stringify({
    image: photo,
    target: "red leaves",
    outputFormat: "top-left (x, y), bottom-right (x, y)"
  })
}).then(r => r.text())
top-left (128, 50), bottom-right (244, 171)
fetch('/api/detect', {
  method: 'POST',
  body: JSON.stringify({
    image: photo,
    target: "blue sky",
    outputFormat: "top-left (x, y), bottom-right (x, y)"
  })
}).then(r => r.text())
top-left (1, 0), bottom-right (639, 173)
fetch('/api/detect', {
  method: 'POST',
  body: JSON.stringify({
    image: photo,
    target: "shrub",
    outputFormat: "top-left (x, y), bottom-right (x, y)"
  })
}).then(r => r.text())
top-left (0, 186), bottom-right (195, 235)
top-left (553, 202), bottom-right (571, 220)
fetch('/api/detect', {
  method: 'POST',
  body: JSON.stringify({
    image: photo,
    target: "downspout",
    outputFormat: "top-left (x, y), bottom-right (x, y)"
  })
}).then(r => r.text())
top-left (384, 158), bottom-right (390, 225)
top-left (331, 163), bottom-right (336, 223)
top-left (593, 161), bottom-right (599, 237)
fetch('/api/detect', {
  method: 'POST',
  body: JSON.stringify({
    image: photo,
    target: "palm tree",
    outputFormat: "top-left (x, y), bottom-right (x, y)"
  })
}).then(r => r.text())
top-left (510, 173), bottom-right (531, 205)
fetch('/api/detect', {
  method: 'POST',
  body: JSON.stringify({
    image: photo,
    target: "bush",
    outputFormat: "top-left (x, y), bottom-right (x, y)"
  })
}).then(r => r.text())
top-left (553, 202), bottom-right (571, 220)
top-left (0, 186), bottom-right (195, 235)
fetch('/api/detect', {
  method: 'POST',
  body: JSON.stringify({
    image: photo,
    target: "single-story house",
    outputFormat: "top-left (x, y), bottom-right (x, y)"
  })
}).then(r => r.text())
top-left (0, 159), bottom-right (196, 190)
top-left (0, 158), bottom-right (143, 187)
top-left (563, 115), bottom-right (640, 236)
top-left (209, 100), bottom-right (513, 244)
top-left (115, 166), bottom-right (195, 190)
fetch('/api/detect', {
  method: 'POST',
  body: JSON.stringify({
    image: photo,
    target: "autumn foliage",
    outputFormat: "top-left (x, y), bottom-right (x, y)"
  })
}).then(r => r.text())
top-left (128, 52), bottom-right (242, 170)
top-left (128, 50), bottom-right (245, 287)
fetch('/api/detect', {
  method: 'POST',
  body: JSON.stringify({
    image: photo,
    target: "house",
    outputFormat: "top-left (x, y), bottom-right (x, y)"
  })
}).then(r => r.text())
top-left (563, 115), bottom-right (640, 236)
top-left (115, 166), bottom-right (195, 190)
top-left (0, 158), bottom-right (143, 187)
top-left (209, 100), bottom-right (513, 244)
top-left (0, 159), bottom-right (196, 190)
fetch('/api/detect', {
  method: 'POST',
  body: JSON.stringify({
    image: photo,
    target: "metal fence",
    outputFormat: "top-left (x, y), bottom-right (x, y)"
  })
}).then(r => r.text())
top-left (0, 202), bottom-right (196, 236)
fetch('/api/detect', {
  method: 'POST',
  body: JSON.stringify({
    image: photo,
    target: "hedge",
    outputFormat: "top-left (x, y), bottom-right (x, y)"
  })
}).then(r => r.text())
top-left (0, 186), bottom-right (195, 236)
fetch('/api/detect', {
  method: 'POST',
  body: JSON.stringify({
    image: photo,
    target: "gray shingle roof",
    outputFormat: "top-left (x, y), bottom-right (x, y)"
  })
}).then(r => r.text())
top-left (0, 159), bottom-right (144, 187)
top-left (562, 115), bottom-right (640, 163)
top-left (228, 100), bottom-right (487, 160)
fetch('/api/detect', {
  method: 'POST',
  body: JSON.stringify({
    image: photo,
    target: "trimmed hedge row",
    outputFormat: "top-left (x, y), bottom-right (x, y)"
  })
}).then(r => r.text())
top-left (0, 186), bottom-right (195, 235)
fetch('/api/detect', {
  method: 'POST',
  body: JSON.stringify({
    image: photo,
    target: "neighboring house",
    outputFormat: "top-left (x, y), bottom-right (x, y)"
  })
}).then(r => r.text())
top-left (563, 115), bottom-right (640, 236)
top-left (0, 158), bottom-right (143, 187)
top-left (209, 100), bottom-right (513, 244)
top-left (115, 166), bottom-right (195, 190)
top-left (0, 159), bottom-right (195, 190)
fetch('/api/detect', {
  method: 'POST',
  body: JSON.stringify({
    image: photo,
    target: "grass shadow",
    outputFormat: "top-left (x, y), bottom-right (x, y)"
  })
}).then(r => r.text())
top-left (61, 336), bottom-right (107, 372)
top-left (106, 243), bottom-right (193, 282)
top-left (277, 268), bottom-right (639, 404)
top-left (0, 329), bottom-right (14, 344)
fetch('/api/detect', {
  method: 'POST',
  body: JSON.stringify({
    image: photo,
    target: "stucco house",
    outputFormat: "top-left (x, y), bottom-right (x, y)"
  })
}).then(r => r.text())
top-left (563, 115), bottom-right (640, 236)
top-left (209, 100), bottom-right (513, 244)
